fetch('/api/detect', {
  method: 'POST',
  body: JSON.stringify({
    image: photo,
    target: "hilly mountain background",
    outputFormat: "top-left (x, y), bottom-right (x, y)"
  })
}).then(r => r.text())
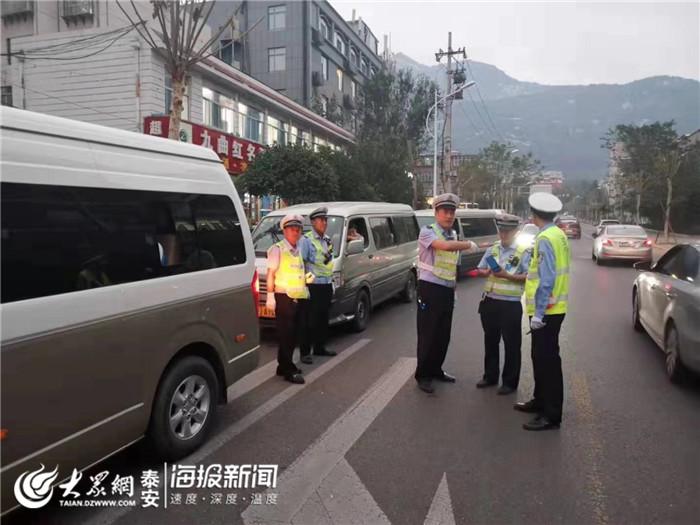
top-left (395, 53), bottom-right (700, 181)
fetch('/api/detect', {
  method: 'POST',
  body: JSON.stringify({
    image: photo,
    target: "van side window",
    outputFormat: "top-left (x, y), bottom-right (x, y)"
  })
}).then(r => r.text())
top-left (459, 218), bottom-right (497, 237)
top-left (191, 195), bottom-right (247, 267)
top-left (347, 218), bottom-right (369, 249)
top-left (391, 216), bottom-right (419, 244)
top-left (1, 183), bottom-right (247, 304)
top-left (369, 217), bottom-right (396, 249)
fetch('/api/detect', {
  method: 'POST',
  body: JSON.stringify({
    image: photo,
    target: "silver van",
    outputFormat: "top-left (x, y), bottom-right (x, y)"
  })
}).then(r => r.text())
top-left (0, 108), bottom-right (260, 514)
top-left (415, 208), bottom-right (504, 275)
top-left (253, 202), bottom-right (418, 331)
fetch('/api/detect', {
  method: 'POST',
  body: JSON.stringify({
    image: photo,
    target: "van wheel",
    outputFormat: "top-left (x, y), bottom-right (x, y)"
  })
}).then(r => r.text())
top-left (148, 356), bottom-right (219, 460)
top-left (351, 290), bottom-right (370, 332)
top-left (399, 272), bottom-right (417, 303)
top-left (665, 324), bottom-right (687, 384)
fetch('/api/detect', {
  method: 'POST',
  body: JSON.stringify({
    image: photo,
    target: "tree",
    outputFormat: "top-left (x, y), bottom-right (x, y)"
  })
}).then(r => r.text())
top-left (239, 144), bottom-right (339, 205)
top-left (118, 0), bottom-right (248, 140)
top-left (317, 147), bottom-right (377, 201)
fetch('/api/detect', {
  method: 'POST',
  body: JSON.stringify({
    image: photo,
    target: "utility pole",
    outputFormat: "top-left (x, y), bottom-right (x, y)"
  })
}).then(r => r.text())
top-left (435, 32), bottom-right (466, 195)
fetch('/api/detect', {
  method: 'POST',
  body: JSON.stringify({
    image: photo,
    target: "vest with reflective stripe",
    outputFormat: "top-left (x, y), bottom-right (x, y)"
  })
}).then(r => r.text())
top-left (274, 241), bottom-right (310, 300)
top-left (305, 231), bottom-right (333, 278)
top-left (483, 243), bottom-right (526, 297)
top-left (525, 226), bottom-right (570, 315)
top-left (418, 224), bottom-right (459, 282)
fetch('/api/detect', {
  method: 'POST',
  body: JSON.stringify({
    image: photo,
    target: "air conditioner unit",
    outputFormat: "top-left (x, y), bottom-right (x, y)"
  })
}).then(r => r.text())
top-left (343, 94), bottom-right (355, 110)
top-left (311, 27), bottom-right (321, 45)
top-left (312, 71), bottom-right (324, 87)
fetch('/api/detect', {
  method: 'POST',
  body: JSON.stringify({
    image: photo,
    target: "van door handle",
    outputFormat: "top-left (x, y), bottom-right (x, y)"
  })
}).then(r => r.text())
top-left (368, 254), bottom-right (374, 259)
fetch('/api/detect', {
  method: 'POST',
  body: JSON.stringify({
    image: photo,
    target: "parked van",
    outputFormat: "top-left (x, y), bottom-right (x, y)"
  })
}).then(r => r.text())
top-left (0, 108), bottom-right (260, 514)
top-left (252, 202), bottom-right (418, 331)
top-left (415, 208), bottom-right (505, 274)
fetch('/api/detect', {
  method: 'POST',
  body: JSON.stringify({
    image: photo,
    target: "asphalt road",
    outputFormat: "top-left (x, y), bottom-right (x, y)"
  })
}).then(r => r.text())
top-left (7, 224), bottom-right (700, 525)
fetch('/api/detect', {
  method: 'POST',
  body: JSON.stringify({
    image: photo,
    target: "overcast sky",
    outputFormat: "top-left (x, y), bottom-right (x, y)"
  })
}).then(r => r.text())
top-left (333, 1), bottom-right (699, 85)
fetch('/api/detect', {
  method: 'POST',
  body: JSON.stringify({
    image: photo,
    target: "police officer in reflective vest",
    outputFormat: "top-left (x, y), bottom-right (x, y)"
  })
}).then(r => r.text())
top-left (416, 193), bottom-right (476, 394)
top-left (265, 214), bottom-right (309, 384)
top-left (476, 215), bottom-right (531, 395)
top-left (299, 206), bottom-right (338, 364)
top-left (514, 193), bottom-right (571, 430)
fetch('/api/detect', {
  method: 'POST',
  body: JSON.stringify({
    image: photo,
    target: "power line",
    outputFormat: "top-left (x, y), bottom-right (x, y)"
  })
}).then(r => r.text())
top-left (13, 28), bottom-right (135, 61)
top-left (463, 59), bottom-right (507, 143)
top-left (457, 100), bottom-right (484, 140)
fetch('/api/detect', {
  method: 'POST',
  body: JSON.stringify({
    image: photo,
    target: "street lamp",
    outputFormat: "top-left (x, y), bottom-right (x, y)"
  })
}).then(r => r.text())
top-left (425, 81), bottom-right (476, 198)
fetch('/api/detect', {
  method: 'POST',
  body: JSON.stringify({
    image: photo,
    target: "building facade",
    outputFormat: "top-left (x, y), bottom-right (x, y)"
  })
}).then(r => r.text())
top-left (210, 1), bottom-right (384, 129)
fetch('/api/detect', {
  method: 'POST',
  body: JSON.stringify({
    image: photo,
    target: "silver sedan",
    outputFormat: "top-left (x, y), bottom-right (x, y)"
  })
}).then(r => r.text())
top-left (633, 244), bottom-right (700, 382)
top-left (592, 224), bottom-right (652, 265)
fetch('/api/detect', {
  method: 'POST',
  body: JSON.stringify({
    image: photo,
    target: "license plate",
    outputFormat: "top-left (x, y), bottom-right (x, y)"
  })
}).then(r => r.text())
top-left (258, 305), bottom-right (276, 318)
top-left (618, 241), bottom-right (631, 247)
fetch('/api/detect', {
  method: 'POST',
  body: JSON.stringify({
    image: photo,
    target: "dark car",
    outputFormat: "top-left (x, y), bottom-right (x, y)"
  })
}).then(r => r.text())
top-left (556, 216), bottom-right (581, 239)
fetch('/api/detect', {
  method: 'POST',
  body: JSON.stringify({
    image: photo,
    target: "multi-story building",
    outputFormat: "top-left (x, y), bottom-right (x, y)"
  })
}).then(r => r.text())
top-left (210, 1), bottom-right (384, 129)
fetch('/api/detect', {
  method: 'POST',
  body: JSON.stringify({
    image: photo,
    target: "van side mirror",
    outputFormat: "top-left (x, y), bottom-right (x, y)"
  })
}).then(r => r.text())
top-left (346, 239), bottom-right (364, 256)
top-left (634, 261), bottom-right (652, 272)
top-left (592, 232), bottom-right (598, 238)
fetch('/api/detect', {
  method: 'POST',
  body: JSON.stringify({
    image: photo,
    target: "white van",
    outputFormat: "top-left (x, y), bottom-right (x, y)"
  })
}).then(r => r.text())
top-left (0, 108), bottom-right (260, 514)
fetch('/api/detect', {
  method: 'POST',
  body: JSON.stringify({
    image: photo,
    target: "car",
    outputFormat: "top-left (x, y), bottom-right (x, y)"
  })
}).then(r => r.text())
top-left (592, 224), bottom-right (652, 265)
top-left (253, 202), bottom-right (418, 332)
top-left (515, 223), bottom-right (540, 250)
top-left (632, 244), bottom-right (700, 382)
top-left (595, 218), bottom-right (620, 237)
top-left (1, 107), bottom-right (260, 514)
top-left (415, 208), bottom-right (504, 276)
top-left (556, 216), bottom-right (582, 239)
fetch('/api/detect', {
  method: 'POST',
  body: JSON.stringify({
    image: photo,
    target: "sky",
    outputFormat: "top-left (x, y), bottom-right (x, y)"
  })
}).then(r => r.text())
top-left (333, 0), bottom-right (700, 85)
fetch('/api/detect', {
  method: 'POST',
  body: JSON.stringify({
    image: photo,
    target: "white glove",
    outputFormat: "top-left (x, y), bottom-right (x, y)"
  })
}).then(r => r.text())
top-left (530, 316), bottom-right (546, 331)
top-left (266, 293), bottom-right (276, 311)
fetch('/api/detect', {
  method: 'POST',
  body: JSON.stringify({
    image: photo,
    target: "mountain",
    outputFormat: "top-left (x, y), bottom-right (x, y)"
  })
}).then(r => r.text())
top-left (394, 53), bottom-right (700, 179)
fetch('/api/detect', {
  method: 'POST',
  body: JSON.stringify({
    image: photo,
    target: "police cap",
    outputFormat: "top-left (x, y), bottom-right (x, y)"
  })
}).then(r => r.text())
top-left (280, 214), bottom-right (304, 229)
top-left (433, 193), bottom-right (459, 210)
top-left (309, 206), bottom-right (328, 220)
top-left (528, 192), bottom-right (563, 214)
top-left (495, 215), bottom-right (520, 230)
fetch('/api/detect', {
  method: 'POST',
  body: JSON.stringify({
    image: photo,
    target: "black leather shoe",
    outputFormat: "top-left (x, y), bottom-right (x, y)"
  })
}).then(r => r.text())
top-left (417, 380), bottom-right (435, 394)
top-left (284, 373), bottom-right (305, 384)
top-left (497, 385), bottom-right (516, 395)
top-left (435, 372), bottom-right (456, 383)
top-left (523, 416), bottom-right (560, 431)
top-left (476, 379), bottom-right (498, 389)
top-left (514, 399), bottom-right (541, 413)
top-left (314, 348), bottom-right (337, 357)
top-left (300, 355), bottom-right (313, 365)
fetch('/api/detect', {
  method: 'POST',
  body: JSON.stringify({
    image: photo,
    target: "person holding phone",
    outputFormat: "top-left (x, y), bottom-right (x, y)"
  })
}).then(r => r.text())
top-left (475, 216), bottom-right (531, 395)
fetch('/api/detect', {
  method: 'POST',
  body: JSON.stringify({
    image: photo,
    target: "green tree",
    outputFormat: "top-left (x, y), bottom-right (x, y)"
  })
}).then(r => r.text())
top-left (317, 147), bottom-right (377, 201)
top-left (239, 144), bottom-right (338, 204)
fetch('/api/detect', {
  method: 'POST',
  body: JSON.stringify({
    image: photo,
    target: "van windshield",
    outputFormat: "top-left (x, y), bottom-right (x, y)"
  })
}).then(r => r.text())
top-left (252, 215), bottom-right (344, 257)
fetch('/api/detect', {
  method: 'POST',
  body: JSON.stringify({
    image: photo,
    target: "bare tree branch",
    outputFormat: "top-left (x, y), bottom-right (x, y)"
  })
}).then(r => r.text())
top-left (195, 13), bottom-right (263, 64)
top-left (116, 1), bottom-right (159, 50)
top-left (185, 0), bottom-right (217, 60)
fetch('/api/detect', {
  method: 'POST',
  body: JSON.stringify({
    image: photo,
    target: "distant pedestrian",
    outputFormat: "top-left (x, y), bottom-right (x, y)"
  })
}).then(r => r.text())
top-left (415, 193), bottom-right (476, 394)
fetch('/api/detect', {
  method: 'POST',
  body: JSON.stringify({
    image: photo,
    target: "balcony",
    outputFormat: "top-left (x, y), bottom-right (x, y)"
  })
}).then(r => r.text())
top-left (1, 1), bottom-right (34, 22)
top-left (61, 0), bottom-right (94, 23)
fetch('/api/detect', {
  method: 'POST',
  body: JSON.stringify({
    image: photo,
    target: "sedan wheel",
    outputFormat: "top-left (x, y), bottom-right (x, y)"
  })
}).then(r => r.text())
top-left (665, 324), bottom-right (687, 384)
top-left (632, 290), bottom-right (643, 332)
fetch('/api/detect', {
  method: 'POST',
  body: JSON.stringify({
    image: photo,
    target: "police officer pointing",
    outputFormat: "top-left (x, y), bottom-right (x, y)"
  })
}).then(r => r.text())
top-left (476, 215), bottom-right (530, 395)
top-left (514, 193), bottom-right (571, 430)
top-left (265, 214), bottom-right (308, 384)
top-left (415, 193), bottom-right (476, 394)
top-left (299, 207), bottom-right (338, 364)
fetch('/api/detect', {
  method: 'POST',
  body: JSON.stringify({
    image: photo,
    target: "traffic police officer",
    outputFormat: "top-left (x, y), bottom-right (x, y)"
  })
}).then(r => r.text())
top-left (265, 214), bottom-right (308, 384)
top-left (476, 215), bottom-right (531, 395)
top-left (416, 193), bottom-right (476, 394)
top-left (514, 193), bottom-right (571, 430)
top-left (299, 206), bottom-right (338, 364)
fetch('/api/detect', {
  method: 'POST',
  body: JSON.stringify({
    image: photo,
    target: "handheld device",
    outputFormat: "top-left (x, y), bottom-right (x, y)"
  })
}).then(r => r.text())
top-left (485, 255), bottom-right (502, 272)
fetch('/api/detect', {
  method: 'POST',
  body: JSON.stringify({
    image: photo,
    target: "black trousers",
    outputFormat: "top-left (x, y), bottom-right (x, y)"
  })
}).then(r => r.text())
top-left (275, 293), bottom-right (307, 376)
top-left (478, 297), bottom-right (523, 388)
top-left (530, 313), bottom-right (565, 423)
top-left (415, 280), bottom-right (455, 381)
top-left (301, 283), bottom-right (333, 356)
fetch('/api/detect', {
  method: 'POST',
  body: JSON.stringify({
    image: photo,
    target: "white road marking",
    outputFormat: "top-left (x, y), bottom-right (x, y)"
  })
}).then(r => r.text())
top-left (292, 459), bottom-right (390, 525)
top-left (87, 338), bottom-right (372, 525)
top-left (242, 357), bottom-right (416, 525)
top-left (227, 353), bottom-right (299, 402)
top-left (424, 473), bottom-right (456, 525)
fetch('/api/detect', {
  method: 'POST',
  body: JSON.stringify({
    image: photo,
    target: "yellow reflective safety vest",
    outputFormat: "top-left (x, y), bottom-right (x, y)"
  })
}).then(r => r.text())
top-left (418, 224), bottom-right (459, 282)
top-left (274, 241), bottom-right (309, 300)
top-left (305, 231), bottom-right (333, 278)
top-left (525, 226), bottom-right (570, 315)
top-left (483, 242), bottom-right (527, 298)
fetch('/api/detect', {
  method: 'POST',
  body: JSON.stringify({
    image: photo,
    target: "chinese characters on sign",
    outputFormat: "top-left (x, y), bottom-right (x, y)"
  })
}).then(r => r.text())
top-left (144, 116), bottom-right (265, 176)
